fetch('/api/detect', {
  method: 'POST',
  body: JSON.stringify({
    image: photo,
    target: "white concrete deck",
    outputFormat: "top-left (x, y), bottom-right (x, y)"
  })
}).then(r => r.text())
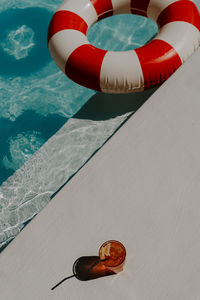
top-left (0, 48), bottom-right (200, 299)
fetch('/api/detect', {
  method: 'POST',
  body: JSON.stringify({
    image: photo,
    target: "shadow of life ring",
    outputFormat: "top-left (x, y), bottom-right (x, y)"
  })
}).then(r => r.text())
top-left (0, 7), bottom-right (52, 76)
top-left (48, 0), bottom-right (200, 94)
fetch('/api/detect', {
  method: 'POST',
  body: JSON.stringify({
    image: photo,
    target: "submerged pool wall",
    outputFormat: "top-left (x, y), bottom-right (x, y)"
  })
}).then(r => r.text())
top-left (0, 89), bottom-right (156, 251)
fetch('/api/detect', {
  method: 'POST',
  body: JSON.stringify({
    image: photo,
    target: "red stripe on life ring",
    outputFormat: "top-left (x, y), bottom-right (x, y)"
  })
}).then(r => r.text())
top-left (65, 45), bottom-right (107, 91)
top-left (135, 39), bottom-right (182, 89)
top-left (157, 0), bottom-right (200, 31)
top-left (131, 0), bottom-right (151, 17)
top-left (90, 0), bottom-right (113, 20)
top-left (47, 11), bottom-right (88, 43)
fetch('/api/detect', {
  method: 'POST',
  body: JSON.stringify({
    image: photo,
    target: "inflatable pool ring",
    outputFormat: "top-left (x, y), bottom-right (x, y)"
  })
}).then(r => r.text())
top-left (48, 0), bottom-right (200, 94)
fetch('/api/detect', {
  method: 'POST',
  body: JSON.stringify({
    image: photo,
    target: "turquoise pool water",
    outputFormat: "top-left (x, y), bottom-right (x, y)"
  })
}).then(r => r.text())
top-left (0, 0), bottom-right (158, 185)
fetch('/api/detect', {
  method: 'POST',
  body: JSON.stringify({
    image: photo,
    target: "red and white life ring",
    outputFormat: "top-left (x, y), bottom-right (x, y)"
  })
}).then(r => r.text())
top-left (48, 0), bottom-right (200, 94)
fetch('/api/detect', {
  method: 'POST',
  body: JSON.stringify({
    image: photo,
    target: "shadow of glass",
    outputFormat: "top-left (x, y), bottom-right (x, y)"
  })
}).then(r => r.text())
top-left (74, 88), bottom-right (157, 121)
top-left (0, 110), bottom-right (67, 184)
top-left (0, 7), bottom-right (52, 76)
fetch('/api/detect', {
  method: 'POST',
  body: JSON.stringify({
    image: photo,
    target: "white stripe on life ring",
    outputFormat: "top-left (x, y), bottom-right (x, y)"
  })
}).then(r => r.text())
top-left (155, 21), bottom-right (200, 63)
top-left (147, 0), bottom-right (179, 21)
top-left (57, 0), bottom-right (98, 27)
top-left (100, 51), bottom-right (144, 93)
top-left (112, 0), bottom-right (131, 15)
top-left (49, 30), bottom-right (89, 73)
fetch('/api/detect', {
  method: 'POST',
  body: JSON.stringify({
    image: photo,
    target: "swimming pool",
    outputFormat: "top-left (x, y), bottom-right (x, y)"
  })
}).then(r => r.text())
top-left (0, 0), bottom-right (199, 251)
top-left (0, 0), bottom-right (158, 185)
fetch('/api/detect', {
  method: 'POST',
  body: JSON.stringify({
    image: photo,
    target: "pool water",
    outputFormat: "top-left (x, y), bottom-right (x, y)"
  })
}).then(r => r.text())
top-left (0, 1), bottom-right (158, 185)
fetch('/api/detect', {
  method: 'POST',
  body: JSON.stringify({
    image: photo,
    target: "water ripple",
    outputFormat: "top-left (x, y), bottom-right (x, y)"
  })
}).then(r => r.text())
top-left (1, 25), bottom-right (35, 60)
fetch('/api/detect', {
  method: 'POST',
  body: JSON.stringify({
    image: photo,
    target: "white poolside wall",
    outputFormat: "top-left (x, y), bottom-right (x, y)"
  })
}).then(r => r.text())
top-left (0, 47), bottom-right (200, 299)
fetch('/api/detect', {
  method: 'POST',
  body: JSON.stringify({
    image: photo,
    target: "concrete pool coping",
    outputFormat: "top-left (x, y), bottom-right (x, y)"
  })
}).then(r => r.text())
top-left (0, 48), bottom-right (200, 299)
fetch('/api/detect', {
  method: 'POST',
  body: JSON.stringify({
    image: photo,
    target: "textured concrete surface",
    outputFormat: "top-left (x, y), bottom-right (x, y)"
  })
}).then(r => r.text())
top-left (0, 48), bottom-right (200, 299)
